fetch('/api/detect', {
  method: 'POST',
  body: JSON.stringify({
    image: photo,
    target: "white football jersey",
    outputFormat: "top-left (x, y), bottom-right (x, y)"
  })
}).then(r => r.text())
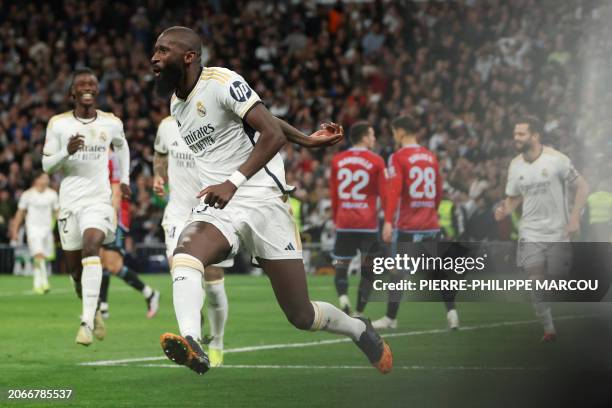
top-left (506, 146), bottom-right (579, 242)
top-left (154, 116), bottom-right (201, 221)
top-left (43, 110), bottom-right (127, 211)
top-left (18, 188), bottom-right (59, 232)
top-left (170, 67), bottom-right (291, 200)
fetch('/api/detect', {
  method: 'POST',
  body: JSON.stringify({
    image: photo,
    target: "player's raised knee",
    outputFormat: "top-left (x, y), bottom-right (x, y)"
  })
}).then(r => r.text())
top-left (171, 252), bottom-right (205, 275)
top-left (82, 241), bottom-right (101, 258)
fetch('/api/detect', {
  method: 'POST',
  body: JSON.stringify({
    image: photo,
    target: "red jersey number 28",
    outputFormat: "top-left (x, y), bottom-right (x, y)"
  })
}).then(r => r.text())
top-left (409, 166), bottom-right (436, 199)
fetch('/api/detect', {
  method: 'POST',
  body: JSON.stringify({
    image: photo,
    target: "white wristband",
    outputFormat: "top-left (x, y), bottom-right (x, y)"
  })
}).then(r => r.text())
top-left (228, 170), bottom-right (247, 188)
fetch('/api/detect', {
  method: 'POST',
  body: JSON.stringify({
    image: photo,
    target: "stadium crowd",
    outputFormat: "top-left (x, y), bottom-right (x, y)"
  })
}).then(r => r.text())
top-left (1, 0), bottom-right (610, 256)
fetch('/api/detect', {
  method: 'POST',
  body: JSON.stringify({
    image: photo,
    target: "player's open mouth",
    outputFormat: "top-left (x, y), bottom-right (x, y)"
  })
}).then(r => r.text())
top-left (81, 93), bottom-right (94, 102)
top-left (152, 66), bottom-right (161, 77)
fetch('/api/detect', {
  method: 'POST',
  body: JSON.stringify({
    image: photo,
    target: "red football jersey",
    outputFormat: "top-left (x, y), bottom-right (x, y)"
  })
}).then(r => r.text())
top-left (384, 144), bottom-right (442, 231)
top-left (330, 147), bottom-right (387, 231)
top-left (108, 154), bottom-right (131, 230)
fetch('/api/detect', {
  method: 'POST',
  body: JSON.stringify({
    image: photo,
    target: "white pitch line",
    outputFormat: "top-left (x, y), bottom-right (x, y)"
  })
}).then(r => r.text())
top-left (0, 288), bottom-right (75, 297)
top-left (112, 363), bottom-right (548, 371)
top-left (0, 287), bottom-right (132, 297)
top-left (0, 285), bottom-right (328, 297)
top-left (79, 314), bottom-right (592, 367)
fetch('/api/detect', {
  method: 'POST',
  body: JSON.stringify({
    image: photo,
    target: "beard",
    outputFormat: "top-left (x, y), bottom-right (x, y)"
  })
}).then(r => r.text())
top-left (514, 140), bottom-right (529, 153)
top-left (154, 63), bottom-right (183, 98)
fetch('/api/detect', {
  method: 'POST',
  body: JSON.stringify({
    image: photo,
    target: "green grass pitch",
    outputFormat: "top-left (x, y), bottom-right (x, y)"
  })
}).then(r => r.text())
top-left (0, 273), bottom-right (606, 407)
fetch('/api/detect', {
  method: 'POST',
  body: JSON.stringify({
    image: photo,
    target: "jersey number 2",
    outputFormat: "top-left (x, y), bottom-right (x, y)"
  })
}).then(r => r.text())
top-left (409, 167), bottom-right (436, 199)
top-left (338, 168), bottom-right (369, 201)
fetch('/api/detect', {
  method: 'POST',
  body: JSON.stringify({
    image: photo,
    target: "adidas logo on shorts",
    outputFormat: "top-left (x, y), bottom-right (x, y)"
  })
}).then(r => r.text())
top-left (284, 243), bottom-right (295, 251)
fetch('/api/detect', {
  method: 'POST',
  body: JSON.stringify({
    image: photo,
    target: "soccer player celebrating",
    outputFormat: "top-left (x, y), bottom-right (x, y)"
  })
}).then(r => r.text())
top-left (152, 113), bottom-right (343, 367)
top-left (42, 68), bottom-right (131, 346)
top-left (98, 153), bottom-right (160, 320)
top-left (329, 121), bottom-right (386, 316)
top-left (495, 116), bottom-right (589, 342)
top-left (11, 172), bottom-right (59, 294)
top-left (373, 116), bottom-right (456, 330)
top-left (151, 26), bottom-right (392, 375)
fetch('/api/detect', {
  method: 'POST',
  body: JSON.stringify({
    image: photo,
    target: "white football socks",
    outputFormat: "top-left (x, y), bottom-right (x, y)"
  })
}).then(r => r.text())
top-left (81, 256), bottom-right (102, 329)
top-left (142, 285), bottom-right (153, 298)
top-left (205, 279), bottom-right (228, 349)
top-left (310, 301), bottom-right (366, 341)
top-left (172, 254), bottom-right (205, 340)
top-left (32, 259), bottom-right (42, 289)
top-left (531, 284), bottom-right (555, 333)
top-left (534, 302), bottom-right (555, 333)
top-left (39, 260), bottom-right (49, 288)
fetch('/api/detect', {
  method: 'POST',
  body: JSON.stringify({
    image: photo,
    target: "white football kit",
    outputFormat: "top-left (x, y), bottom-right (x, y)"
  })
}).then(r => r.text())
top-left (154, 116), bottom-right (233, 266)
top-left (18, 188), bottom-right (59, 257)
top-left (169, 67), bottom-right (301, 261)
top-left (42, 110), bottom-right (130, 251)
top-left (506, 146), bottom-right (578, 270)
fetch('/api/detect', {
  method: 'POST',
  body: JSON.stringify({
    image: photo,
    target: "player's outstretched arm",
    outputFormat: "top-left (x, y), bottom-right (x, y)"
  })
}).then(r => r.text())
top-left (276, 117), bottom-right (343, 148)
top-left (198, 103), bottom-right (285, 209)
top-left (240, 103), bottom-right (286, 178)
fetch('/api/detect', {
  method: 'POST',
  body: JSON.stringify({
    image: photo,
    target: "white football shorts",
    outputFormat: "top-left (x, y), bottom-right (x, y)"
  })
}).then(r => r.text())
top-left (57, 203), bottom-right (116, 251)
top-left (187, 194), bottom-right (302, 262)
top-left (26, 228), bottom-right (54, 258)
top-left (517, 240), bottom-right (572, 278)
top-left (162, 213), bottom-right (234, 268)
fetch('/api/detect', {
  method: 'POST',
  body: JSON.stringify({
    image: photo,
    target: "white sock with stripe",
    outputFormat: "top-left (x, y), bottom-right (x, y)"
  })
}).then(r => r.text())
top-left (310, 301), bottom-right (366, 341)
top-left (172, 254), bottom-right (205, 339)
top-left (81, 256), bottom-right (102, 329)
top-left (32, 259), bottom-right (42, 289)
top-left (39, 260), bottom-right (49, 287)
top-left (205, 279), bottom-right (228, 349)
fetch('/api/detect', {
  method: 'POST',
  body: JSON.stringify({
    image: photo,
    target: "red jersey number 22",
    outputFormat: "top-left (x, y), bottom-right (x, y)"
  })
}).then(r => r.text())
top-left (338, 168), bottom-right (369, 201)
